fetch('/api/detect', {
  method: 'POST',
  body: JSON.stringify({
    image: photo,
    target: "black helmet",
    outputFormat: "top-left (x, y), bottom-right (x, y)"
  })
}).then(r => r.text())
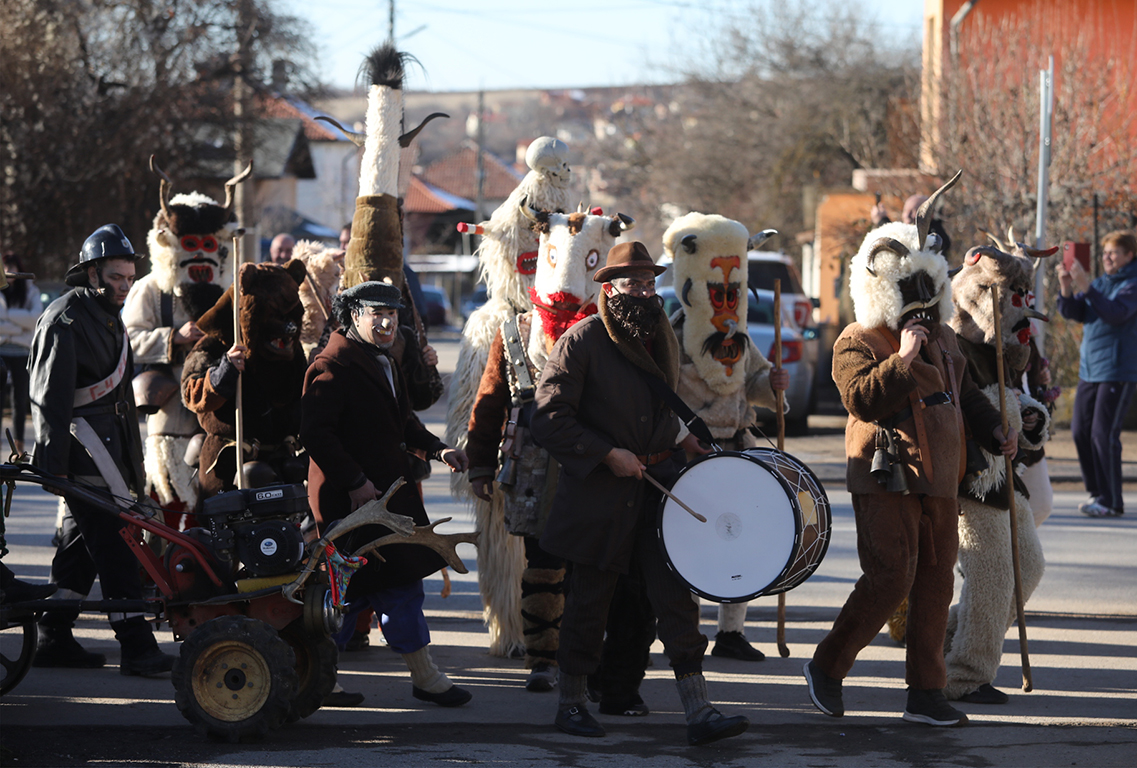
top-left (65, 224), bottom-right (141, 286)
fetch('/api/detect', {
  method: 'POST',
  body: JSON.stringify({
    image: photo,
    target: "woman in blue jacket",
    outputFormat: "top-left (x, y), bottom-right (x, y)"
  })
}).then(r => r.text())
top-left (1056, 230), bottom-right (1137, 517)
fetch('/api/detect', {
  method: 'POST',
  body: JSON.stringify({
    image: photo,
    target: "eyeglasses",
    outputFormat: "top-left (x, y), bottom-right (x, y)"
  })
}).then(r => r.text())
top-left (611, 278), bottom-right (657, 295)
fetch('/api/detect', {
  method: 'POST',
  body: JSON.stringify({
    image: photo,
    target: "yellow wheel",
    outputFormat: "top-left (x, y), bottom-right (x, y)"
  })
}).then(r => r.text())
top-left (172, 616), bottom-right (297, 742)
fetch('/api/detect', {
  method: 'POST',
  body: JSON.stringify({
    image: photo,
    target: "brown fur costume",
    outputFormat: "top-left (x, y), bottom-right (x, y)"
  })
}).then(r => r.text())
top-left (181, 260), bottom-right (309, 497)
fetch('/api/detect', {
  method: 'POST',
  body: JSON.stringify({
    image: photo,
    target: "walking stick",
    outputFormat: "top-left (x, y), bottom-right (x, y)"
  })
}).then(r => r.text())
top-left (773, 279), bottom-right (790, 658)
top-left (991, 285), bottom-right (1033, 691)
top-left (232, 229), bottom-right (246, 491)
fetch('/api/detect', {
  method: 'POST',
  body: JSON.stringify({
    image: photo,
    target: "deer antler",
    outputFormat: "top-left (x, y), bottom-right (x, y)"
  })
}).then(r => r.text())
top-left (281, 478), bottom-right (414, 603)
top-left (353, 517), bottom-right (479, 574)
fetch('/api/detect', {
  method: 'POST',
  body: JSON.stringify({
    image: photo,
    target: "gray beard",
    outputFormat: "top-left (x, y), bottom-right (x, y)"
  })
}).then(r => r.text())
top-left (607, 292), bottom-right (664, 342)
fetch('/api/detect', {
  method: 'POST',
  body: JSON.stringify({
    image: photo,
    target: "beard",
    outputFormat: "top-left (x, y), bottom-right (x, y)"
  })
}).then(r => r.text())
top-left (607, 292), bottom-right (664, 342)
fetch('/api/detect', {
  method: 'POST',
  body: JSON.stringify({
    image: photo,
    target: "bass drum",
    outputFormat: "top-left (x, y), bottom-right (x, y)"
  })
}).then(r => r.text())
top-left (656, 449), bottom-right (831, 602)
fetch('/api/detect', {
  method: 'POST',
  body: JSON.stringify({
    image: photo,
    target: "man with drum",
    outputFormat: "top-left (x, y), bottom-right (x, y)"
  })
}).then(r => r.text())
top-left (530, 241), bottom-right (749, 746)
top-left (662, 212), bottom-right (789, 661)
top-left (803, 175), bottom-right (1015, 727)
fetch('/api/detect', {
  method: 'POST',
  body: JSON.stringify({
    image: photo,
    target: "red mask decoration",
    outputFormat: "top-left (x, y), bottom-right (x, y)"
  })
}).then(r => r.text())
top-left (187, 265), bottom-right (214, 283)
top-left (528, 287), bottom-right (596, 341)
top-left (516, 251), bottom-right (538, 275)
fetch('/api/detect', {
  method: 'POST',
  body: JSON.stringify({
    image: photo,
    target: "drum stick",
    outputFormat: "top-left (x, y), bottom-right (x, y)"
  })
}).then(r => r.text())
top-left (773, 279), bottom-right (790, 658)
top-left (643, 473), bottom-right (707, 523)
top-left (991, 285), bottom-right (1033, 691)
top-left (232, 229), bottom-right (246, 491)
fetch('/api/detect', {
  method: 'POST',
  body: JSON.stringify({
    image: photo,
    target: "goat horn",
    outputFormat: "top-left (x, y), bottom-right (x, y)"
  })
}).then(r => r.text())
top-left (1007, 225), bottom-right (1017, 246)
top-left (518, 194), bottom-right (539, 222)
top-left (1023, 244), bottom-right (1059, 259)
top-left (315, 115), bottom-right (366, 147)
top-left (748, 228), bottom-right (778, 251)
top-left (223, 161), bottom-right (254, 215)
top-left (980, 228), bottom-right (1008, 251)
top-left (866, 237), bottom-right (910, 276)
top-left (617, 212), bottom-right (635, 232)
top-left (681, 234), bottom-right (698, 254)
top-left (149, 155), bottom-right (174, 223)
top-left (399, 112), bottom-right (449, 148)
top-left (1024, 307), bottom-right (1050, 322)
top-left (916, 169), bottom-right (962, 251)
top-left (948, 266), bottom-right (963, 278)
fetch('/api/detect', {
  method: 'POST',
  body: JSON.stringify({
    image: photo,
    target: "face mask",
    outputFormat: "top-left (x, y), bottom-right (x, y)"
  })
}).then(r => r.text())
top-left (607, 291), bottom-right (664, 341)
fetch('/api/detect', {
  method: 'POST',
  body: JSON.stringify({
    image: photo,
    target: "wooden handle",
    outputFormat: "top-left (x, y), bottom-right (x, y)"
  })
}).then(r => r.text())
top-left (232, 230), bottom-right (245, 490)
top-left (643, 472), bottom-right (706, 523)
top-left (991, 285), bottom-right (1033, 691)
top-left (773, 279), bottom-right (790, 657)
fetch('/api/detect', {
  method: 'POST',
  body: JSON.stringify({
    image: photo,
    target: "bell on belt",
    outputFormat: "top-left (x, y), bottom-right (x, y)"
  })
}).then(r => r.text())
top-left (496, 455), bottom-right (518, 488)
top-left (870, 446), bottom-right (892, 484)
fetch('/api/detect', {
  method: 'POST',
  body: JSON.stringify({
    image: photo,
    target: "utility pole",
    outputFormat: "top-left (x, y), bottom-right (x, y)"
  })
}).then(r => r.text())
top-left (234, 0), bottom-right (258, 262)
top-left (475, 89), bottom-right (485, 224)
top-left (1034, 55), bottom-right (1054, 350)
top-left (388, 0), bottom-right (395, 42)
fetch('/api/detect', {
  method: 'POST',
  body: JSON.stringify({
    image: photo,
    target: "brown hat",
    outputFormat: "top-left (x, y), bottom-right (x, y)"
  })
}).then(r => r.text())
top-left (593, 241), bottom-right (666, 283)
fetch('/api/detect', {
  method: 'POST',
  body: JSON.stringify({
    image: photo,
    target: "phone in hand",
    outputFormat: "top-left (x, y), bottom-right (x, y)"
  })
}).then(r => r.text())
top-left (1063, 242), bottom-right (1090, 272)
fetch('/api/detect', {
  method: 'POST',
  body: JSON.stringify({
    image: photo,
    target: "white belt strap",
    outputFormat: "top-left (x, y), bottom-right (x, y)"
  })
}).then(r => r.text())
top-left (69, 417), bottom-right (133, 509)
top-left (73, 331), bottom-right (130, 408)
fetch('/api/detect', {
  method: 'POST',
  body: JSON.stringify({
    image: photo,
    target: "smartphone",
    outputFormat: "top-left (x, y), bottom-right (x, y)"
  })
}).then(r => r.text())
top-left (1062, 242), bottom-right (1090, 272)
top-left (874, 192), bottom-right (881, 205)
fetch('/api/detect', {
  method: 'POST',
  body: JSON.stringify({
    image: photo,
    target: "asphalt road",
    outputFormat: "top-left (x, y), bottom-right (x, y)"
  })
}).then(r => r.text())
top-left (2, 334), bottom-right (1134, 767)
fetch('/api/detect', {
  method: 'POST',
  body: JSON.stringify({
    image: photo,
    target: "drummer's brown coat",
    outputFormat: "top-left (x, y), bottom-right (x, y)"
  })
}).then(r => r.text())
top-left (834, 322), bottom-right (1002, 498)
top-left (531, 292), bottom-right (682, 573)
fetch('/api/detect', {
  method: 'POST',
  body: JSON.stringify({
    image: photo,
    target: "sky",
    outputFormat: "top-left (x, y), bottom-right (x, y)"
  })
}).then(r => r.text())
top-left (284, 0), bottom-right (925, 93)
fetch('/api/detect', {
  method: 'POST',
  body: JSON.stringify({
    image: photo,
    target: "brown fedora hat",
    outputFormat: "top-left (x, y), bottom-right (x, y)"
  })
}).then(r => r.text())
top-left (593, 241), bottom-right (666, 283)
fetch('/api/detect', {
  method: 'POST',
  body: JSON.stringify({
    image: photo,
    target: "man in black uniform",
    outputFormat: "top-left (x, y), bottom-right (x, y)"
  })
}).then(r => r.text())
top-left (29, 224), bottom-right (174, 676)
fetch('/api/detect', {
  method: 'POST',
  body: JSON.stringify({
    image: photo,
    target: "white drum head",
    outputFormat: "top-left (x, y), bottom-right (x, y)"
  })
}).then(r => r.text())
top-left (658, 453), bottom-right (798, 602)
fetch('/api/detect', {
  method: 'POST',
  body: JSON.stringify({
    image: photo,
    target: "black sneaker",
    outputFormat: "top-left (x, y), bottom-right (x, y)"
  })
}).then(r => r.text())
top-left (803, 660), bottom-right (843, 717)
top-left (120, 647), bottom-right (176, 677)
top-left (904, 688), bottom-right (969, 726)
top-left (33, 632), bottom-right (106, 669)
top-left (711, 630), bottom-right (766, 661)
top-left (555, 705), bottom-right (605, 737)
top-left (687, 710), bottom-right (750, 746)
top-left (957, 683), bottom-right (1009, 705)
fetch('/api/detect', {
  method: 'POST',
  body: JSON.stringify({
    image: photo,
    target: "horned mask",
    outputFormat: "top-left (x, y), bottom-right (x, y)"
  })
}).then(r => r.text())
top-left (664, 212), bottom-right (751, 392)
top-left (849, 170), bottom-right (963, 334)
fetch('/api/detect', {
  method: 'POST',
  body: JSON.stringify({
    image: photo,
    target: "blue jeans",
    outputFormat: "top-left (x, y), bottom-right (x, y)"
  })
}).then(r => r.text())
top-left (333, 579), bottom-right (431, 654)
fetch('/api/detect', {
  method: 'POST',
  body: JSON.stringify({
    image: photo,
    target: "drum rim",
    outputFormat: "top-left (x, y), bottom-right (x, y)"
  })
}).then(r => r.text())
top-left (745, 447), bottom-right (833, 595)
top-left (655, 450), bottom-right (802, 604)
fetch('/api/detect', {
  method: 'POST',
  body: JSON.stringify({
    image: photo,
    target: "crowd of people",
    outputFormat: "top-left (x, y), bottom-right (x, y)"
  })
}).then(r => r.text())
top-left (1, 169), bottom-right (1134, 745)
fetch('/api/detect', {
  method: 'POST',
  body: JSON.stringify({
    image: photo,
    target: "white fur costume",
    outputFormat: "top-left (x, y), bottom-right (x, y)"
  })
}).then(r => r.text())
top-left (292, 240), bottom-right (342, 361)
top-left (444, 138), bottom-right (573, 656)
top-left (663, 213), bottom-right (780, 637)
top-left (123, 190), bottom-right (235, 514)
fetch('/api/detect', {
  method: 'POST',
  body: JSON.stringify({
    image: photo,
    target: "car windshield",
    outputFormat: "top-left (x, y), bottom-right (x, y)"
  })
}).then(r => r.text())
top-left (660, 288), bottom-right (777, 327)
top-left (748, 260), bottom-right (804, 295)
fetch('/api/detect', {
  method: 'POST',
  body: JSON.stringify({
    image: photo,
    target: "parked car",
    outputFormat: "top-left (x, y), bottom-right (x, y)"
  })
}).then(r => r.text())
top-left (660, 286), bottom-right (814, 435)
top-left (419, 284), bottom-right (452, 328)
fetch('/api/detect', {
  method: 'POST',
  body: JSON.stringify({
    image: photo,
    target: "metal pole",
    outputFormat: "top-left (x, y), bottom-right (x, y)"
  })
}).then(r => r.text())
top-left (388, 0), bottom-right (395, 42)
top-left (1033, 55), bottom-right (1054, 351)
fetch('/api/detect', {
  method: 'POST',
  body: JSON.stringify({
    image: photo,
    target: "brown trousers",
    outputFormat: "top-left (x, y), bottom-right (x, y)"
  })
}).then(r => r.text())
top-left (813, 492), bottom-right (959, 690)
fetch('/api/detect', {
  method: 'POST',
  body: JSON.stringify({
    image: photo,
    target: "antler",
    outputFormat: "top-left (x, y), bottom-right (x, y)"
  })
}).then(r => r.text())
top-left (281, 478), bottom-right (414, 603)
top-left (916, 169), bottom-right (962, 251)
top-left (223, 161), bottom-right (254, 215)
top-left (353, 517), bottom-right (479, 574)
top-left (866, 237), bottom-right (910, 276)
top-left (149, 155), bottom-right (173, 223)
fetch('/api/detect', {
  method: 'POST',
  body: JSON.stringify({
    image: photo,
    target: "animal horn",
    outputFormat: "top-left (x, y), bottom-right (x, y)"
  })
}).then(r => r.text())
top-left (518, 195), bottom-right (540, 222)
top-left (353, 517), bottom-right (480, 574)
top-left (1007, 225), bottom-right (1017, 246)
top-left (980, 228), bottom-right (1008, 251)
top-left (1023, 244), bottom-right (1059, 259)
top-left (616, 213), bottom-right (635, 232)
top-left (1024, 307), bottom-right (1050, 322)
top-left (748, 228), bottom-right (778, 251)
top-left (916, 169), bottom-right (962, 250)
top-left (681, 234), bottom-right (698, 254)
top-left (315, 115), bottom-right (366, 147)
top-left (399, 112), bottom-right (449, 148)
top-left (223, 161), bottom-right (254, 215)
top-left (149, 155), bottom-right (173, 223)
top-left (866, 237), bottom-right (910, 276)
top-left (948, 266), bottom-right (963, 278)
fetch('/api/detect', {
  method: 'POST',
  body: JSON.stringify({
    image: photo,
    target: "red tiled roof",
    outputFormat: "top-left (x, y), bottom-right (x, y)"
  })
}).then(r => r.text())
top-left (258, 95), bottom-right (345, 142)
top-left (403, 176), bottom-right (475, 214)
top-left (420, 142), bottom-right (523, 201)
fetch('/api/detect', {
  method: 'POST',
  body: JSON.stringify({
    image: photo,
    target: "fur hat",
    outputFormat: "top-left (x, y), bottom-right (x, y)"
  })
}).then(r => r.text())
top-left (663, 212), bottom-right (751, 390)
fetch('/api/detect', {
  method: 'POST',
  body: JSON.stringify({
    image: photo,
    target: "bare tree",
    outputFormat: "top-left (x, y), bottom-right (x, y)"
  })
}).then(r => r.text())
top-left (0, 0), bottom-right (319, 277)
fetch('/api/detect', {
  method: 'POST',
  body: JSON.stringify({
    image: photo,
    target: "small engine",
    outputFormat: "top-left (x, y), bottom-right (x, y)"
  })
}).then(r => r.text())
top-left (197, 484), bottom-right (309, 578)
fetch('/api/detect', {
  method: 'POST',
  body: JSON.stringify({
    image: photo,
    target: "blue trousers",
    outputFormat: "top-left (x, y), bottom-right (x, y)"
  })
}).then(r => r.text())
top-left (1072, 380), bottom-right (1135, 512)
top-left (333, 580), bottom-right (431, 654)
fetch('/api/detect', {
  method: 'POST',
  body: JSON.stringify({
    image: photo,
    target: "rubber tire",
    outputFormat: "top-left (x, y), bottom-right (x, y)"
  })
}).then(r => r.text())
top-left (0, 616), bottom-right (37, 696)
top-left (280, 619), bottom-right (338, 722)
top-left (172, 616), bottom-right (298, 743)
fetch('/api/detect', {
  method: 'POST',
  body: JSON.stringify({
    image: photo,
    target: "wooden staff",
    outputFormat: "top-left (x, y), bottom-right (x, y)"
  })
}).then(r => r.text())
top-left (991, 284), bottom-right (1033, 691)
top-left (643, 472), bottom-right (707, 523)
top-left (232, 229), bottom-right (246, 490)
top-left (773, 279), bottom-right (790, 658)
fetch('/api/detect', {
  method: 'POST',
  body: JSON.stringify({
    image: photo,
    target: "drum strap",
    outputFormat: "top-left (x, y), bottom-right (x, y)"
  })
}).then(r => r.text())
top-left (635, 369), bottom-right (716, 447)
top-left (876, 328), bottom-right (934, 484)
top-left (501, 314), bottom-right (535, 403)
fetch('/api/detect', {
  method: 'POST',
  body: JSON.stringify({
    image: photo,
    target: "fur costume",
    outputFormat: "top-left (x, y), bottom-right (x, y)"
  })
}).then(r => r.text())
top-left (292, 240), bottom-right (342, 361)
top-left (445, 137), bottom-right (573, 657)
top-left (122, 159), bottom-right (250, 518)
top-left (181, 261), bottom-right (309, 497)
top-left (465, 207), bottom-right (629, 668)
top-left (662, 213), bottom-right (779, 641)
top-left (941, 241), bottom-right (1053, 701)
